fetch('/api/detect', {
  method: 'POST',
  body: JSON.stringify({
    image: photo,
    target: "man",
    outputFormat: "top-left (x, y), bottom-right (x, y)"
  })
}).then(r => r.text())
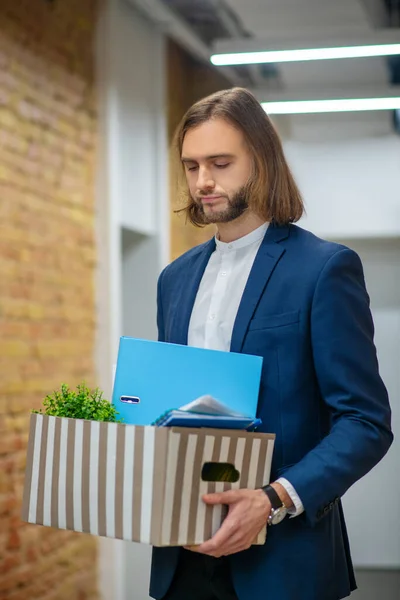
top-left (149, 87), bottom-right (393, 600)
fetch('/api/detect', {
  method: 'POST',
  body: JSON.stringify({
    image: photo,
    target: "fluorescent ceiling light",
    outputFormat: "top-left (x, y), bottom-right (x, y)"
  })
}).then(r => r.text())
top-left (211, 43), bottom-right (400, 65)
top-left (262, 97), bottom-right (400, 115)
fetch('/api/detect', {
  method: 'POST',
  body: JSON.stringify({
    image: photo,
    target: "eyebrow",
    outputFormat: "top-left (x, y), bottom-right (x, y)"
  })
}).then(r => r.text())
top-left (181, 154), bottom-right (235, 163)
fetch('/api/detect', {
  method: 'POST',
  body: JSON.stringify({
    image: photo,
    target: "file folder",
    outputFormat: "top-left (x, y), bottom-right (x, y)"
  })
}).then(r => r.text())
top-left (152, 410), bottom-right (262, 431)
top-left (112, 337), bottom-right (263, 426)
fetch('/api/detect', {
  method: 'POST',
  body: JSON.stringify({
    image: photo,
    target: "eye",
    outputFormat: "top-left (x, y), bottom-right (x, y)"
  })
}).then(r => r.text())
top-left (215, 163), bottom-right (230, 169)
top-left (186, 165), bottom-right (198, 172)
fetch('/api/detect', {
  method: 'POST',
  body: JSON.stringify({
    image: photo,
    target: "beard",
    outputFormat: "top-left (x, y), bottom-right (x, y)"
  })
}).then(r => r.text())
top-left (194, 186), bottom-right (249, 225)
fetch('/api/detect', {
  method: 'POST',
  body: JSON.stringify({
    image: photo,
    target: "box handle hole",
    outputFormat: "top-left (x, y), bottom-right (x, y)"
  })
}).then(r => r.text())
top-left (201, 462), bottom-right (240, 483)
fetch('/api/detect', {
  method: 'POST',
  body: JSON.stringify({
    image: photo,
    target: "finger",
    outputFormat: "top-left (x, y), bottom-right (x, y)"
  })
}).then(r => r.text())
top-left (189, 534), bottom-right (246, 558)
top-left (183, 513), bottom-right (237, 555)
top-left (183, 544), bottom-right (222, 557)
top-left (202, 490), bottom-right (240, 505)
top-left (208, 535), bottom-right (251, 558)
top-left (203, 536), bottom-right (246, 558)
top-left (222, 538), bottom-right (252, 556)
top-left (184, 545), bottom-right (201, 552)
top-left (219, 546), bottom-right (247, 557)
top-left (195, 515), bottom-right (239, 554)
top-left (214, 531), bottom-right (245, 555)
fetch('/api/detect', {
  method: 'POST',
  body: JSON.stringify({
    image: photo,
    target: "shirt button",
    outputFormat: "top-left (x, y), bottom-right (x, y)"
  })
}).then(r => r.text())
top-left (228, 244), bottom-right (233, 250)
top-left (209, 314), bottom-right (216, 320)
top-left (220, 271), bottom-right (227, 277)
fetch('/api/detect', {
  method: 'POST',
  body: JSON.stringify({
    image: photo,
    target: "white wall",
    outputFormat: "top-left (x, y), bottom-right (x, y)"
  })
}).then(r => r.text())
top-left (121, 230), bottom-right (160, 342)
top-left (111, 4), bottom-right (166, 236)
top-left (285, 134), bottom-right (400, 239)
top-left (281, 120), bottom-right (400, 568)
top-left (336, 239), bottom-right (400, 568)
top-left (96, 0), bottom-right (169, 598)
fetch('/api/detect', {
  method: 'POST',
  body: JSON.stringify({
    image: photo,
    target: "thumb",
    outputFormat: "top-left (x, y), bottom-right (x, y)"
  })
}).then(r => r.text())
top-left (202, 490), bottom-right (240, 505)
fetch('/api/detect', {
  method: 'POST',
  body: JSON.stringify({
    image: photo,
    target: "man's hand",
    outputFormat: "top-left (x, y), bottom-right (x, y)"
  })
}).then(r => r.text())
top-left (185, 489), bottom-right (271, 558)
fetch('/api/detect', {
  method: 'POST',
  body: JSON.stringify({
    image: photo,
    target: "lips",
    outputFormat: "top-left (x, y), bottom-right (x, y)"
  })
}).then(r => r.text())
top-left (200, 195), bottom-right (223, 204)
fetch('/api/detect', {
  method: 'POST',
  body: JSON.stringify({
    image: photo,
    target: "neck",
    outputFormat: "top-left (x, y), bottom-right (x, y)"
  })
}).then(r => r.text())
top-left (216, 211), bottom-right (266, 243)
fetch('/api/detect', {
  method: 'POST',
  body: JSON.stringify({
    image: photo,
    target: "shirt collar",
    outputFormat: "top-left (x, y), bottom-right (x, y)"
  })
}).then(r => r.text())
top-left (215, 222), bottom-right (269, 253)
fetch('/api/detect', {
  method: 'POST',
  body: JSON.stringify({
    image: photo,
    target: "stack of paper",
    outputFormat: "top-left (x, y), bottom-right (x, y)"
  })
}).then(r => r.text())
top-left (152, 395), bottom-right (262, 431)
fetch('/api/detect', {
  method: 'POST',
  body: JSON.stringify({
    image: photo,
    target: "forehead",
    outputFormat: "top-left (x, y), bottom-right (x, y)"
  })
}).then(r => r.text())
top-left (181, 118), bottom-right (246, 159)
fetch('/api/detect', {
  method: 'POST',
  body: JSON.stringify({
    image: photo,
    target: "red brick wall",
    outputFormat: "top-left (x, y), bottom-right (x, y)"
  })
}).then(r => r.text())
top-left (0, 1), bottom-right (98, 598)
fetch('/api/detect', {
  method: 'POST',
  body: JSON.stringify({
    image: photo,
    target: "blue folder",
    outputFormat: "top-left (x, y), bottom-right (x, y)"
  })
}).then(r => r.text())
top-left (112, 337), bottom-right (263, 426)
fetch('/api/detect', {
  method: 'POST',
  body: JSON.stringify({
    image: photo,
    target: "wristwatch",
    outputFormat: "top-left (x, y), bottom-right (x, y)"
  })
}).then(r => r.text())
top-left (262, 484), bottom-right (288, 525)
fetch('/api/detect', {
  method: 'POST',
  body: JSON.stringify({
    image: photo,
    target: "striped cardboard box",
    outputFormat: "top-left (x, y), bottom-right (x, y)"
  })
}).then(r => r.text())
top-left (22, 414), bottom-right (275, 546)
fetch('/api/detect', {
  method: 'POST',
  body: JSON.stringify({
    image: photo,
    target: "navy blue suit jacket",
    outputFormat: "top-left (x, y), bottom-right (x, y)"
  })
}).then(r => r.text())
top-left (150, 223), bottom-right (393, 600)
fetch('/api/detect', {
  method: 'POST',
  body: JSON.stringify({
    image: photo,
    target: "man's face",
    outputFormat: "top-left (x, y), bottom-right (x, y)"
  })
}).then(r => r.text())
top-left (181, 118), bottom-right (253, 224)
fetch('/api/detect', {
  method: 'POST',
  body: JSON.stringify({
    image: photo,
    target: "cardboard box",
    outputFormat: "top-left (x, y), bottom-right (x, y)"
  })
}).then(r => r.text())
top-left (22, 414), bottom-right (275, 546)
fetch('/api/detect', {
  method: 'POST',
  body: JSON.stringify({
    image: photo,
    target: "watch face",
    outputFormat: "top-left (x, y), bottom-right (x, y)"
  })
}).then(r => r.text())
top-left (270, 507), bottom-right (287, 525)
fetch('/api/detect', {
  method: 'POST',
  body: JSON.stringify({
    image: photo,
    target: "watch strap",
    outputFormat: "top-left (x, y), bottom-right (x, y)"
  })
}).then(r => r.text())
top-left (262, 484), bottom-right (284, 510)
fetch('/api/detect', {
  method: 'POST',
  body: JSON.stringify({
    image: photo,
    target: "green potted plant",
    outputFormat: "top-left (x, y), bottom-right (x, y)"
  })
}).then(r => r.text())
top-left (32, 382), bottom-right (122, 422)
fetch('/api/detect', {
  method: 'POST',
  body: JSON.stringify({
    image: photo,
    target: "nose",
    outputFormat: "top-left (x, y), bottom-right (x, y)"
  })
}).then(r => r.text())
top-left (196, 166), bottom-right (215, 192)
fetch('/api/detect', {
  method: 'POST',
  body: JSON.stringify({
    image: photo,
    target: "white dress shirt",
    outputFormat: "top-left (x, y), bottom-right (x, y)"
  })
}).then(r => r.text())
top-left (187, 222), bottom-right (304, 517)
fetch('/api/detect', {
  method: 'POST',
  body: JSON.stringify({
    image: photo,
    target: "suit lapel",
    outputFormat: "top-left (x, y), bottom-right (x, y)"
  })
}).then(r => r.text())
top-left (172, 237), bottom-right (216, 346)
top-left (230, 224), bottom-right (289, 354)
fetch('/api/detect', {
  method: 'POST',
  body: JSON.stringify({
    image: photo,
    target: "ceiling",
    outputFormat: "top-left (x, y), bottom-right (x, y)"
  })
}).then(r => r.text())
top-left (160, 0), bottom-right (400, 96)
top-left (130, 0), bottom-right (400, 137)
top-left (225, 0), bottom-right (371, 37)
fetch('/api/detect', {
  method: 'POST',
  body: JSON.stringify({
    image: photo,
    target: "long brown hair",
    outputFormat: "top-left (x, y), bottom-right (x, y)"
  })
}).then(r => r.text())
top-left (173, 87), bottom-right (304, 226)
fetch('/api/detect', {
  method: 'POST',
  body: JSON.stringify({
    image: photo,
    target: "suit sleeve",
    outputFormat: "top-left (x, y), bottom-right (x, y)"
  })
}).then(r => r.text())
top-left (283, 248), bottom-right (393, 526)
top-left (156, 268), bottom-right (166, 343)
